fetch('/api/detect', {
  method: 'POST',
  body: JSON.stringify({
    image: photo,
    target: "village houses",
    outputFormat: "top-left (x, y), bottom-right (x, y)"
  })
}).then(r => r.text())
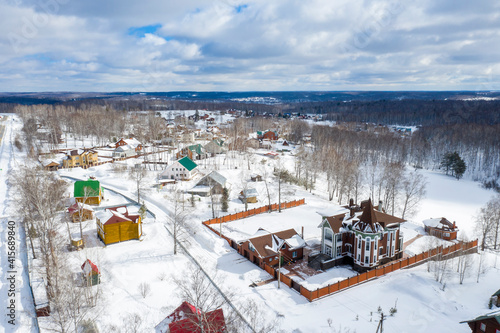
top-left (159, 156), bottom-right (198, 181)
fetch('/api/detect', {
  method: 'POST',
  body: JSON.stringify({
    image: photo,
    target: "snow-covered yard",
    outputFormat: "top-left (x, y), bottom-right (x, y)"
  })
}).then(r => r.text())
top-left (1, 113), bottom-right (499, 333)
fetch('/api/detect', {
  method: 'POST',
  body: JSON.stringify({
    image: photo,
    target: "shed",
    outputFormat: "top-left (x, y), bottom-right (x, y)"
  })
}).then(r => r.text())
top-left (67, 202), bottom-right (94, 223)
top-left (96, 206), bottom-right (142, 245)
top-left (250, 174), bottom-right (262, 182)
top-left (239, 188), bottom-right (258, 203)
top-left (81, 259), bottom-right (100, 286)
top-left (423, 217), bottom-right (458, 240)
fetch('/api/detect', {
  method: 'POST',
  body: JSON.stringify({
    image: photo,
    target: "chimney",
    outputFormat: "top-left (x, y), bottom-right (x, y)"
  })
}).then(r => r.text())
top-left (378, 200), bottom-right (383, 212)
top-left (349, 198), bottom-right (355, 217)
top-left (301, 226), bottom-right (304, 239)
top-left (453, 221), bottom-right (456, 229)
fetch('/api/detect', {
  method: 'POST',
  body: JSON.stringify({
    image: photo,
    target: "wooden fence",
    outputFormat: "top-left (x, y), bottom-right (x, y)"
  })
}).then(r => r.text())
top-left (202, 199), bottom-right (306, 249)
top-left (293, 239), bottom-right (478, 302)
top-left (201, 197), bottom-right (477, 302)
top-left (203, 199), bottom-right (306, 227)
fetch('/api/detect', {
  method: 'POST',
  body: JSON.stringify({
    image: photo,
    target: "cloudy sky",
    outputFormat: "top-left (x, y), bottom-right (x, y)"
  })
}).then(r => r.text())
top-left (1, 0), bottom-right (499, 92)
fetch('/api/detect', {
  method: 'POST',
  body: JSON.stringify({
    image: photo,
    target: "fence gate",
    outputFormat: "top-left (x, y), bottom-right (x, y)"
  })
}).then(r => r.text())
top-left (291, 279), bottom-right (301, 292)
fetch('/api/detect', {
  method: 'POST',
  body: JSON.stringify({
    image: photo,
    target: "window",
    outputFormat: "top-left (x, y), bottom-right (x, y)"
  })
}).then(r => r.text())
top-left (336, 234), bottom-right (342, 242)
top-left (325, 245), bottom-right (332, 257)
top-left (324, 229), bottom-right (333, 242)
top-left (336, 246), bottom-right (342, 256)
top-left (480, 323), bottom-right (486, 332)
top-left (373, 255), bottom-right (377, 262)
top-left (282, 244), bottom-right (287, 250)
top-left (365, 256), bottom-right (369, 264)
top-left (357, 254), bottom-right (361, 262)
top-left (269, 258), bottom-right (272, 262)
top-left (379, 247), bottom-right (383, 255)
top-left (444, 233), bottom-right (450, 237)
top-left (249, 243), bottom-right (255, 252)
top-left (292, 251), bottom-right (297, 258)
top-left (357, 237), bottom-right (361, 249)
top-left (365, 238), bottom-right (370, 251)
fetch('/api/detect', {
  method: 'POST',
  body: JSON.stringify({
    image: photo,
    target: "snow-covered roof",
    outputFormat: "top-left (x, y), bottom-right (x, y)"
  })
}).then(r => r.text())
top-left (285, 234), bottom-right (307, 250)
top-left (123, 138), bottom-right (141, 148)
top-left (188, 185), bottom-right (211, 194)
top-left (241, 188), bottom-right (258, 197)
top-left (423, 218), bottom-right (442, 228)
top-left (68, 202), bottom-right (94, 214)
top-left (422, 217), bottom-right (457, 231)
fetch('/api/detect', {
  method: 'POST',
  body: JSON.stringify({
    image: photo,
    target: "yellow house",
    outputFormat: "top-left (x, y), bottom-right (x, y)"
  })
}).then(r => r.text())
top-left (96, 206), bottom-right (142, 245)
top-left (63, 149), bottom-right (98, 168)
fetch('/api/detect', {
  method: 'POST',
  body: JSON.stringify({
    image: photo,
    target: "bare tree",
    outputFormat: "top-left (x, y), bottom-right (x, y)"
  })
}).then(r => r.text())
top-left (129, 163), bottom-right (147, 203)
top-left (167, 187), bottom-right (188, 255)
top-left (138, 282), bottom-right (151, 299)
top-left (476, 205), bottom-right (495, 251)
top-left (12, 167), bottom-right (67, 299)
top-left (457, 252), bottom-right (473, 285)
top-left (400, 170), bottom-right (427, 219)
top-left (172, 265), bottom-right (230, 333)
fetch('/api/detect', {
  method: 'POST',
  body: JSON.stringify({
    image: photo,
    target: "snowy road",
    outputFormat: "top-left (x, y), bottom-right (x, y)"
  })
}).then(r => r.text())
top-left (0, 116), bottom-right (38, 332)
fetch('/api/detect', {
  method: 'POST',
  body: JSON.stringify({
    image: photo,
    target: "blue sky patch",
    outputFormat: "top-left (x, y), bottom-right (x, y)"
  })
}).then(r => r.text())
top-left (127, 24), bottom-right (162, 38)
top-left (235, 4), bottom-right (248, 13)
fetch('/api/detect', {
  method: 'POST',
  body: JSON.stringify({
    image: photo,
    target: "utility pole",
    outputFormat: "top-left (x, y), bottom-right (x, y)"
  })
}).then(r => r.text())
top-left (376, 312), bottom-right (384, 333)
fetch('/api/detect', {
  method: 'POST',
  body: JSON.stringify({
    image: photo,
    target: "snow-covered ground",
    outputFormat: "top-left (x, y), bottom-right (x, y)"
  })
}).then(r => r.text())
top-left (1, 112), bottom-right (499, 332)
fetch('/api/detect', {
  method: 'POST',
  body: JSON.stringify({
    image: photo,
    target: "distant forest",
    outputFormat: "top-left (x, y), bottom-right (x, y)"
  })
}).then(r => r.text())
top-left (5, 93), bottom-right (500, 187)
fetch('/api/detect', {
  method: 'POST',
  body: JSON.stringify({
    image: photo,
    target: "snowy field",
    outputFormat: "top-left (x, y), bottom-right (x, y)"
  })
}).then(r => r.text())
top-left (0, 113), bottom-right (499, 333)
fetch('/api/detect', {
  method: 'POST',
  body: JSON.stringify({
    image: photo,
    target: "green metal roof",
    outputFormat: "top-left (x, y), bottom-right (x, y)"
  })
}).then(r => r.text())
top-left (178, 156), bottom-right (197, 171)
top-left (188, 144), bottom-right (204, 155)
top-left (74, 179), bottom-right (101, 197)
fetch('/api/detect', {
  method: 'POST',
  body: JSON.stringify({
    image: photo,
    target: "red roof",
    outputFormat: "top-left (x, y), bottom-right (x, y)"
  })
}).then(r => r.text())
top-left (101, 206), bottom-right (140, 225)
top-left (160, 301), bottom-right (226, 333)
top-left (81, 259), bottom-right (99, 274)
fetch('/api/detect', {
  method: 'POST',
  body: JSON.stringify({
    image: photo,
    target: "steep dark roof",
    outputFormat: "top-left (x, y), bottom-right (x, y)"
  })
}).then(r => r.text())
top-left (359, 199), bottom-right (405, 229)
top-left (247, 229), bottom-right (303, 258)
top-left (324, 214), bottom-right (345, 233)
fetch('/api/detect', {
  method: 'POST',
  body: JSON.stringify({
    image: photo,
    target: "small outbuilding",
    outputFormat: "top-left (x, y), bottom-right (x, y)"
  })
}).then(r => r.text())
top-left (81, 259), bottom-right (100, 286)
top-left (67, 202), bottom-right (94, 223)
top-left (96, 206), bottom-right (142, 245)
top-left (423, 217), bottom-right (458, 241)
top-left (239, 188), bottom-right (258, 203)
top-left (250, 174), bottom-right (262, 182)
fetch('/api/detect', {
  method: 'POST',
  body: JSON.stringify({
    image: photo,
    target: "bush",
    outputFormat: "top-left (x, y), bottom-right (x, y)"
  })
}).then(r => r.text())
top-left (138, 282), bottom-right (151, 298)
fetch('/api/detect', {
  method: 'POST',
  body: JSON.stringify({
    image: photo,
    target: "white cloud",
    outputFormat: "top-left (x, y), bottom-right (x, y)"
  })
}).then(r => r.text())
top-left (1, 0), bottom-right (500, 91)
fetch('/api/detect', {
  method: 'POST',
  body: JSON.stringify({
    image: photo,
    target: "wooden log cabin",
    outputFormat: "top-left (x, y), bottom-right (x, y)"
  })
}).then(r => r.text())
top-left (96, 206), bottom-right (142, 245)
